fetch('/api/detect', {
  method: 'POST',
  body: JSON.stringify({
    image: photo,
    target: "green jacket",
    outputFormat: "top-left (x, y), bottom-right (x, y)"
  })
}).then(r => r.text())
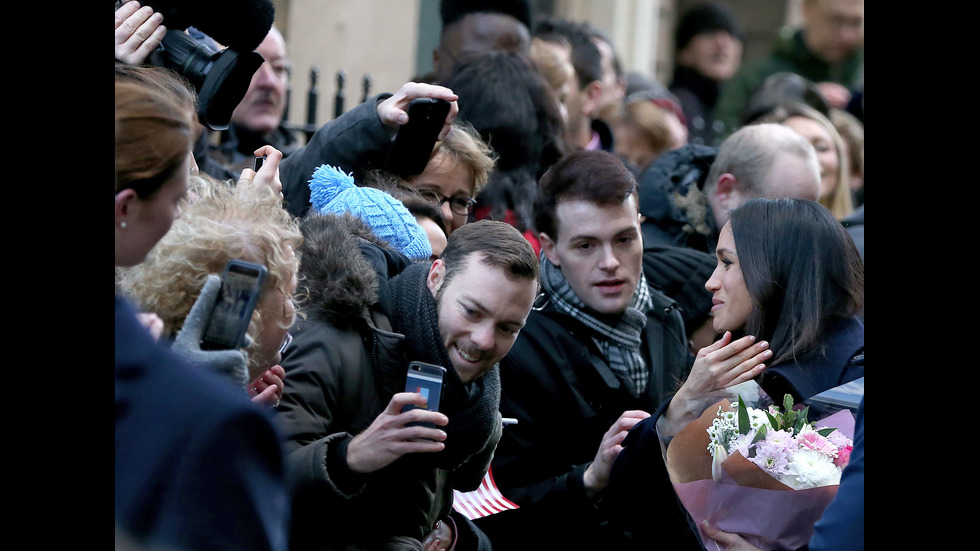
top-left (714, 28), bottom-right (864, 139)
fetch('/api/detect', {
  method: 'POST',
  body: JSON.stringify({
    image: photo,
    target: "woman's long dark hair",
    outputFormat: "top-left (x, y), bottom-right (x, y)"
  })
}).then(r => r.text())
top-left (730, 197), bottom-right (863, 366)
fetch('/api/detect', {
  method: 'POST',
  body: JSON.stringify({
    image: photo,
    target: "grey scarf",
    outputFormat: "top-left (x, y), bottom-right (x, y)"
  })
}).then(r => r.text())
top-left (539, 254), bottom-right (654, 395)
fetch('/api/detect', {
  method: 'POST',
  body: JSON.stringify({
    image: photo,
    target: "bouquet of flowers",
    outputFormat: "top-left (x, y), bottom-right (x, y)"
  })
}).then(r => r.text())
top-left (706, 394), bottom-right (853, 490)
top-left (664, 393), bottom-right (856, 551)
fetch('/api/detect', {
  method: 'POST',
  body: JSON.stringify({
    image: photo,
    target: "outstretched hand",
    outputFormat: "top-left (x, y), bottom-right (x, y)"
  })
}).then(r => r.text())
top-left (583, 409), bottom-right (651, 498)
top-left (345, 392), bottom-right (449, 474)
top-left (661, 332), bottom-right (771, 433)
top-left (114, 1), bottom-right (166, 65)
top-left (172, 274), bottom-right (250, 387)
top-left (248, 364), bottom-right (285, 408)
top-left (377, 82), bottom-right (459, 140)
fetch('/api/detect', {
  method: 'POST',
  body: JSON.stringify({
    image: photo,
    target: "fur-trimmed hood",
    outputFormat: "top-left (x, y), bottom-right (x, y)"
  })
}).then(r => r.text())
top-left (296, 211), bottom-right (412, 328)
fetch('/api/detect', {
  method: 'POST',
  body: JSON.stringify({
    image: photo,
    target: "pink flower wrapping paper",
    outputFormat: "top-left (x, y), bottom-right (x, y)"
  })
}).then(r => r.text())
top-left (665, 399), bottom-right (856, 551)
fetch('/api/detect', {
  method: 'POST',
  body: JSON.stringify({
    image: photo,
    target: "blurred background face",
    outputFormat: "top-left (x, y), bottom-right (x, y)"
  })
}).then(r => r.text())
top-left (676, 30), bottom-right (743, 81)
top-left (593, 37), bottom-right (625, 115)
top-left (434, 13), bottom-right (531, 83)
top-left (230, 28), bottom-right (288, 134)
top-left (250, 268), bottom-right (297, 379)
top-left (416, 215), bottom-right (448, 260)
top-left (781, 116), bottom-right (839, 200)
top-left (802, 0), bottom-right (865, 64)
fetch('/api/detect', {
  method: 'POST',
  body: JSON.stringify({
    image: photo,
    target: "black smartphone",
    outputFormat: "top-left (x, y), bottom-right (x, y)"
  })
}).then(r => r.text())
top-left (253, 155), bottom-right (267, 171)
top-left (200, 259), bottom-right (268, 350)
top-left (385, 98), bottom-right (452, 177)
top-left (402, 361), bottom-right (447, 428)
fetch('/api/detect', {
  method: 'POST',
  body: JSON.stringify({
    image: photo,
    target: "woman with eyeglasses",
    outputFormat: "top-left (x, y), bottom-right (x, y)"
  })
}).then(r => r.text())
top-left (405, 120), bottom-right (495, 235)
top-left (117, 170), bottom-right (303, 409)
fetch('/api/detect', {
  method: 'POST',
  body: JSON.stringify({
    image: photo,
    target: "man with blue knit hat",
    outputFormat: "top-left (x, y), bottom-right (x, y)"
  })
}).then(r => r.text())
top-left (276, 192), bottom-right (540, 551)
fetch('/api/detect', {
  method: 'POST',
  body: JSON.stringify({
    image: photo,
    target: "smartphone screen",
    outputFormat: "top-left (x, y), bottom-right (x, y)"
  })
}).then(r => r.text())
top-left (385, 98), bottom-right (451, 177)
top-left (200, 260), bottom-right (268, 350)
top-left (402, 361), bottom-right (447, 428)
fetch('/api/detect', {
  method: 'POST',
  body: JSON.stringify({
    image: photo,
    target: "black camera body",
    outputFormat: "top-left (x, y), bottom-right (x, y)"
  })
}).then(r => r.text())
top-left (123, 0), bottom-right (276, 131)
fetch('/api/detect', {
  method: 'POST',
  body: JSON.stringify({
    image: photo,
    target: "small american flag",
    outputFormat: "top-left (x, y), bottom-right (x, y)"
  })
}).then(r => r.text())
top-left (452, 466), bottom-right (519, 520)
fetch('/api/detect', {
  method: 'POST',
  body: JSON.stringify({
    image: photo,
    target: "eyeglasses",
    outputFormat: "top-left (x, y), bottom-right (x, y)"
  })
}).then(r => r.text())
top-left (278, 332), bottom-right (292, 355)
top-left (418, 190), bottom-right (477, 216)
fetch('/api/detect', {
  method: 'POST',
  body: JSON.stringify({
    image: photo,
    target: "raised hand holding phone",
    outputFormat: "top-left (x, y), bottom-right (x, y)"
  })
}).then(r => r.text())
top-left (237, 145), bottom-right (283, 200)
top-left (200, 259), bottom-right (267, 351)
top-left (171, 274), bottom-right (250, 386)
top-left (385, 98), bottom-right (453, 177)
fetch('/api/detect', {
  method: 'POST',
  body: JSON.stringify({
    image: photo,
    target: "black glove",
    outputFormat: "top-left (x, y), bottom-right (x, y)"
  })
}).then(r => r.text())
top-left (172, 274), bottom-right (250, 387)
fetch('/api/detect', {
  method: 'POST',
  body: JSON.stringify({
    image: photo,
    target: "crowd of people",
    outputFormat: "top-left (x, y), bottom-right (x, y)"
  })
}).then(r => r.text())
top-left (115, 1), bottom-right (864, 550)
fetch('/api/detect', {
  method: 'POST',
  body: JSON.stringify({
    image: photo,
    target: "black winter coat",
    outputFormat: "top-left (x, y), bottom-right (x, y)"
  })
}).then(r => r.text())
top-left (279, 94), bottom-right (396, 219)
top-left (473, 288), bottom-right (692, 550)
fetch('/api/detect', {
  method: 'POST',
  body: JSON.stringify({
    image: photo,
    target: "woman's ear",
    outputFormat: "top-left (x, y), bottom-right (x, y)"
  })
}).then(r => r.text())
top-left (116, 188), bottom-right (137, 228)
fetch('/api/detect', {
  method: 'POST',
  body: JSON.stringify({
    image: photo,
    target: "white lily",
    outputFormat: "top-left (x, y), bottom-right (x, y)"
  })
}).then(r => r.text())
top-left (711, 444), bottom-right (729, 482)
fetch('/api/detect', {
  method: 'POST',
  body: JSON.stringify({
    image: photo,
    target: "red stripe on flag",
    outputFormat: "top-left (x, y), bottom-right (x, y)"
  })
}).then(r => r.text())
top-left (452, 466), bottom-right (519, 519)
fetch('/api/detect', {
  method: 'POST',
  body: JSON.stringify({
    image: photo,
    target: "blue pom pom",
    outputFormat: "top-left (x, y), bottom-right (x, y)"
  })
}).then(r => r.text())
top-left (308, 165), bottom-right (355, 211)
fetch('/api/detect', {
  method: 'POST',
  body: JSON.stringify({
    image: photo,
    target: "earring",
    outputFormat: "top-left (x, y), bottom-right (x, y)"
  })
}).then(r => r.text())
top-left (120, 221), bottom-right (127, 229)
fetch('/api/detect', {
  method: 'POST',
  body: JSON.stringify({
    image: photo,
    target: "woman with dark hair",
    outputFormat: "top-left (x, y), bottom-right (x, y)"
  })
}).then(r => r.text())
top-left (598, 197), bottom-right (864, 550)
top-left (441, 50), bottom-right (568, 237)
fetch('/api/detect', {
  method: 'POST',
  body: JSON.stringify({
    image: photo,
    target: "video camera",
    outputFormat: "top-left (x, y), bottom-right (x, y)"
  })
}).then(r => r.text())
top-left (117, 0), bottom-right (276, 131)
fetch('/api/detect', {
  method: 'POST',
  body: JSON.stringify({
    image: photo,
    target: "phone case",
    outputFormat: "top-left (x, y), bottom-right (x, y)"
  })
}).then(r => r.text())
top-left (200, 259), bottom-right (268, 350)
top-left (385, 98), bottom-right (451, 177)
top-left (402, 361), bottom-right (447, 428)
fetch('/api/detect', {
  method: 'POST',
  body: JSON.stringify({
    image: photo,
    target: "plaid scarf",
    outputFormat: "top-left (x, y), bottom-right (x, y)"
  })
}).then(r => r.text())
top-left (539, 254), bottom-right (654, 395)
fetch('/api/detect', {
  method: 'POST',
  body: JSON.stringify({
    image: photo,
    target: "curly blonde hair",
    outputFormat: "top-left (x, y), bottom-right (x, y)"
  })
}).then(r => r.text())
top-left (117, 173), bottom-right (303, 375)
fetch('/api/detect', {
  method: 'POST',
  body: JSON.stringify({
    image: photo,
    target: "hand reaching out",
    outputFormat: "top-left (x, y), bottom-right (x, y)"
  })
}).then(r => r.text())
top-left (377, 82), bottom-right (459, 140)
top-left (248, 364), bottom-right (285, 408)
top-left (345, 392), bottom-right (449, 474)
top-left (583, 409), bottom-right (651, 498)
top-left (114, 1), bottom-right (166, 65)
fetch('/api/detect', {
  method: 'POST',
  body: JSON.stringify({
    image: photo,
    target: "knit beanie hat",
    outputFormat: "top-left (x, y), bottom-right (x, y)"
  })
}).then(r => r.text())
top-left (642, 244), bottom-right (716, 335)
top-left (309, 165), bottom-right (433, 261)
top-left (674, 3), bottom-right (743, 52)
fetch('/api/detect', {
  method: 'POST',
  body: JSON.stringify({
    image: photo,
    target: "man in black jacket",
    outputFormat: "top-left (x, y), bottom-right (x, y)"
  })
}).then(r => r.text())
top-left (472, 150), bottom-right (693, 550)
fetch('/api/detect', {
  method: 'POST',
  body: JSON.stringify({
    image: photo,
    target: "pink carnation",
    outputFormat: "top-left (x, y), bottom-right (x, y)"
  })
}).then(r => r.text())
top-left (834, 444), bottom-right (853, 468)
top-left (797, 427), bottom-right (838, 457)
